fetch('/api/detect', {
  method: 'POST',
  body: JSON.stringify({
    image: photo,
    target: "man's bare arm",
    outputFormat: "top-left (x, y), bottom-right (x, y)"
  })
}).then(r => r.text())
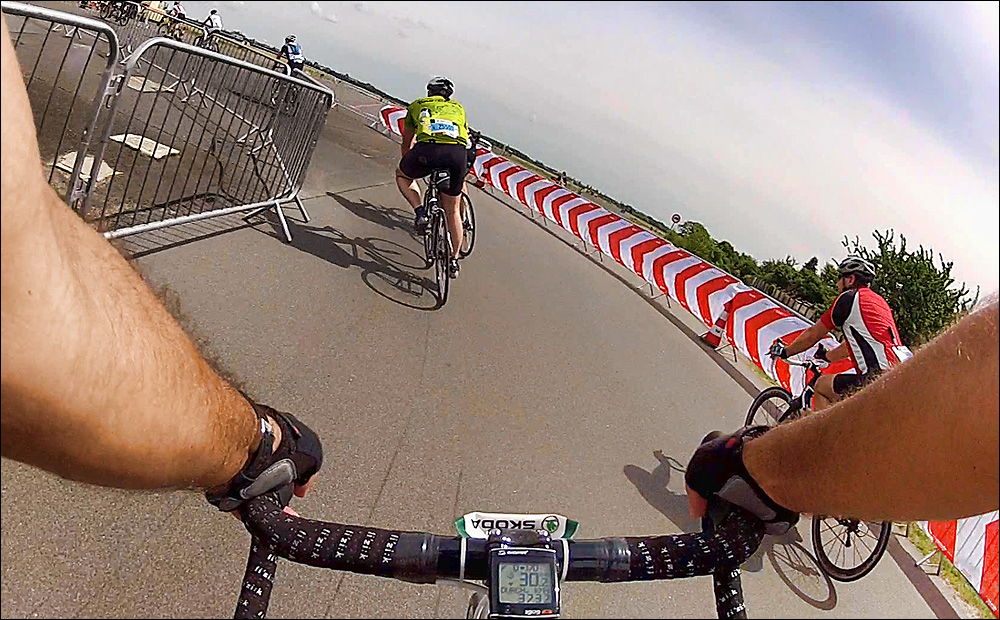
top-left (784, 320), bottom-right (829, 357)
top-left (745, 300), bottom-right (999, 521)
top-left (0, 17), bottom-right (261, 491)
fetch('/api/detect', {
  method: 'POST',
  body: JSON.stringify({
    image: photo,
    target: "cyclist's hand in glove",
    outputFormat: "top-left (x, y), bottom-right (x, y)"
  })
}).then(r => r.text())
top-left (814, 343), bottom-right (829, 362)
top-left (685, 426), bottom-right (799, 535)
top-left (768, 339), bottom-right (788, 359)
top-left (206, 402), bottom-right (322, 512)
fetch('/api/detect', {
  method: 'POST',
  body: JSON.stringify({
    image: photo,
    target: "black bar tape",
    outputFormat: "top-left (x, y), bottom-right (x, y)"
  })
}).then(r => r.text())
top-left (237, 495), bottom-right (763, 619)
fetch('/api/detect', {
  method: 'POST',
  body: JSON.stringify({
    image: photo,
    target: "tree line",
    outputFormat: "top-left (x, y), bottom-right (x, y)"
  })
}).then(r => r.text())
top-left (660, 221), bottom-right (976, 346)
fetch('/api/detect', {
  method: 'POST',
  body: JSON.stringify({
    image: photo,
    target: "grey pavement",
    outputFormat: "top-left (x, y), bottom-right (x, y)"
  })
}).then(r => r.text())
top-left (1, 99), bottom-right (955, 618)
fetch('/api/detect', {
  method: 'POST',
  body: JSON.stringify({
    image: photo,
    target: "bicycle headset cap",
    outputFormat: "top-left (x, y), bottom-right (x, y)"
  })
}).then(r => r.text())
top-left (427, 76), bottom-right (454, 99)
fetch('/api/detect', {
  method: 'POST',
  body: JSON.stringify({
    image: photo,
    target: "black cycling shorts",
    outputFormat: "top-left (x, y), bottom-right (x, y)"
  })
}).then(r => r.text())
top-left (832, 370), bottom-right (881, 396)
top-left (398, 142), bottom-right (468, 196)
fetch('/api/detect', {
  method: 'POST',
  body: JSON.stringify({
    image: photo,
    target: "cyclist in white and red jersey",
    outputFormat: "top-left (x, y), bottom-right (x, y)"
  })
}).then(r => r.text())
top-left (769, 256), bottom-right (907, 411)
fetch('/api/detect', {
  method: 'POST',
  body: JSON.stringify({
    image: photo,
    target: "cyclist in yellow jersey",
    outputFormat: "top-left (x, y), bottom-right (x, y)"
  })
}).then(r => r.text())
top-left (396, 76), bottom-right (470, 278)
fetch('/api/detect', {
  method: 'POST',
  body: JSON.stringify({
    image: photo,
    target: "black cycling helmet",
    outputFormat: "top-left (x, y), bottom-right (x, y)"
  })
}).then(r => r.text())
top-left (838, 255), bottom-right (876, 284)
top-left (210, 9), bottom-right (217, 14)
top-left (427, 76), bottom-right (454, 99)
top-left (285, 34), bottom-right (296, 43)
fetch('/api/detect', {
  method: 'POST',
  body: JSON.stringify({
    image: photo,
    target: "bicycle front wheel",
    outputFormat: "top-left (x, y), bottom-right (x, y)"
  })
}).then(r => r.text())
top-left (745, 386), bottom-right (795, 427)
top-left (812, 517), bottom-right (891, 582)
top-left (458, 192), bottom-right (476, 258)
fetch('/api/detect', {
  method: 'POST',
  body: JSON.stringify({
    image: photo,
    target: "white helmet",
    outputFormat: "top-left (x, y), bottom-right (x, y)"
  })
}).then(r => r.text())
top-left (426, 76), bottom-right (454, 99)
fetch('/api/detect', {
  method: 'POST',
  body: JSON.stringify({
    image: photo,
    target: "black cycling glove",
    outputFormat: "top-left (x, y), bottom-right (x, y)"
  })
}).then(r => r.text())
top-left (768, 340), bottom-right (788, 360)
top-left (815, 343), bottom-right (829, 362)
top-left (206, 402), bottom-right (323, 512)
top-left (685, 426), bottom-right (799, 535)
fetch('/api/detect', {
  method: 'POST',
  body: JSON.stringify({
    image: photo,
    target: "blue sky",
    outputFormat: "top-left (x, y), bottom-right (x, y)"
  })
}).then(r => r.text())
top-left (190, 1), bottom-right (999, 294)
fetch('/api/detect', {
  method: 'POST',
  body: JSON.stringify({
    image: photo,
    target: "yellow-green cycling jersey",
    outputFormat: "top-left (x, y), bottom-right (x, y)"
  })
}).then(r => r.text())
top-left (404, 96), bottom-right (469, 146)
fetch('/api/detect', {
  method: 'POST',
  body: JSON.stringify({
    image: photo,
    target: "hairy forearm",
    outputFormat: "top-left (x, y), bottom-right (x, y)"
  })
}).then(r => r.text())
top-left (786, 321), bottom-right (826, 357)
top-left (1, 20), bottom-right (257, 490)
top-left (1, 188), bottom-right (258, 490)
top-left (745, 301), bottom-right (999, 521)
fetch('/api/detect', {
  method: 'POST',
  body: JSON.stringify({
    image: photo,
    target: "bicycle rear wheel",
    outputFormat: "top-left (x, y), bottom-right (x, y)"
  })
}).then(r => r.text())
top-left (422, 198), bottom-right (435, 268)
top-left (458, 192), bottom-right (476, 258)
top-left (812, 517), bottom-right (891, 582)
top-left (745, 386), bottom-right (795, 427)
top-left (433, 211), bottom-right (450, 305)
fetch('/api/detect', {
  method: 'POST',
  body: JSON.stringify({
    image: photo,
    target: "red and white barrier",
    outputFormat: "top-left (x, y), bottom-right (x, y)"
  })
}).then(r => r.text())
top-left (379, 106), bottom-right (995, 612)
top-left (380, 105), bottom-right (836, 391)
top-left (920, 514), bottom-right (999, 616)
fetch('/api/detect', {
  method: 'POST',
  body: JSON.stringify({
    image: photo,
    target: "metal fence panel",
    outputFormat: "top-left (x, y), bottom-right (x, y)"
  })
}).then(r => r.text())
top-left (206, 31), bottom-right (288, 74)
top-left (97, 1), bottom-right (207, 59)
top-left (81, 37), bottom-right (331, 240)
top-left (2, 0), bottom-right (119, 203)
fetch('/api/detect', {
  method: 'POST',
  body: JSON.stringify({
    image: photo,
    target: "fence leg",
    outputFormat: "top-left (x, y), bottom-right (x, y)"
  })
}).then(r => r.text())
top-left (915, 550), bottom-right (942, 576)
top-left (273, 200), bottom-right (292, 242)
top-left (647, 281), bottom-right (664, 302)
top-left (294, 194), bottom-right (310, 223)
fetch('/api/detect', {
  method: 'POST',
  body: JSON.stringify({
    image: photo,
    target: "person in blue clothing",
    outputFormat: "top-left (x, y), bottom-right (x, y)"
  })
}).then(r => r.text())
top-left (278, 34), bottom-right (305, 73)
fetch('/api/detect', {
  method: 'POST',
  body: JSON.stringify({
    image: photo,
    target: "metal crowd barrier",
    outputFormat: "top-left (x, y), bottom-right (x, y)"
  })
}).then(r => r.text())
top-left (5, 1), bottom-right (332, 242)
top-left (205, 30), bottom-right (289, 75)
top-left (2, 1), bottom-right (119, 204)
top-left (100, 1), bottom-right (206, 59)
top-left (82, 37), bottom-right (332, 240)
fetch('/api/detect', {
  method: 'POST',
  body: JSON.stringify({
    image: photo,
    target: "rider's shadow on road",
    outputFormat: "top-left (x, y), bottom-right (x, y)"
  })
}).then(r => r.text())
top-left (625, 451), bottom-right (837, 610)
top-left (251, 215), bottom-right (441, 310)
top-left (326, 191), bottom-right (419, 240)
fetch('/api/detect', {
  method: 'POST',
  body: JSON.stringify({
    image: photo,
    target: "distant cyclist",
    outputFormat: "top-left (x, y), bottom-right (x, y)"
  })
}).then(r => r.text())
top-left (395, 76), bottom-right (470, 278)
top-left (769, 256), bottom-right (908, 411)
top-left (202, 8), bottom-right (222, 36)
top-left (278, 34), bottom-right (305, 73)
top-left (168, 1), bottom-right (186, 19)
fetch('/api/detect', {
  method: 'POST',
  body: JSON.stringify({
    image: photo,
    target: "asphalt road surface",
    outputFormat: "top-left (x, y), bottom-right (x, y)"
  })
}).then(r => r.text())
top-left (1, 52), bottom-right (953, 620)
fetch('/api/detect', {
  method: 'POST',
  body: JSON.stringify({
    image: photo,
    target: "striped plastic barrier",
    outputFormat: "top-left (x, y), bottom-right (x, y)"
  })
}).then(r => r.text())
top-left (920, 514), bottom-right (999, 616)
top-left (380, 105), bottom-right (831, 394)
top-left (381, 105), bottom-right (996, 614)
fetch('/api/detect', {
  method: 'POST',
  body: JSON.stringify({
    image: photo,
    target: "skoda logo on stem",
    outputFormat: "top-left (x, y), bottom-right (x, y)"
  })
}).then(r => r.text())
top-left (542, 516), bottom-right (559, 534)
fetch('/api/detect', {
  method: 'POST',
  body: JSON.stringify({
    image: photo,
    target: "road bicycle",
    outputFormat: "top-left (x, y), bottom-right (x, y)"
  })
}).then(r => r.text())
top-left (744, 345), bottom-right (892, 582)
top-left (234, 490), bottom-right (765, 619)
top-left (156, 15), bottom-right (186, 40)
top-left (192, 31), bottom-right (220, 52)
top-left (417, 138), bottom-right (481, 305)
top-left (99, 0), bottom-right (135, 26)
top-left (420, 168), bottom-right (457, 305)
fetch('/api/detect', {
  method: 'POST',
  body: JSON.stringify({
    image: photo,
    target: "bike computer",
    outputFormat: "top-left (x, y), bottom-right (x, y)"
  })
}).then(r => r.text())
top-left (486, 530), bottom-right (560, 618)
